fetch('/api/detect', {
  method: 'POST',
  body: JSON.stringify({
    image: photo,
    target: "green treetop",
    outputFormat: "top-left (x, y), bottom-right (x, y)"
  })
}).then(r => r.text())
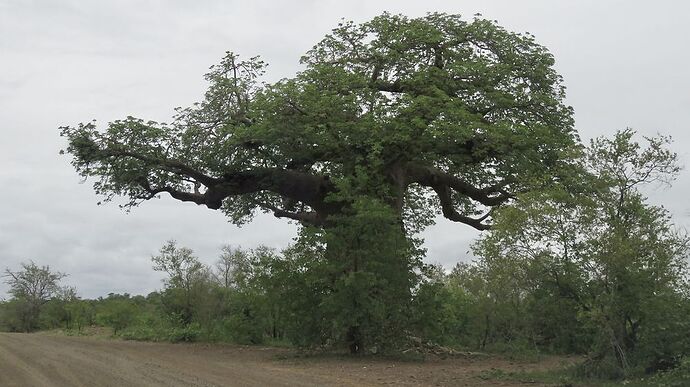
top-left (61, 12), bottom-right (578, 232)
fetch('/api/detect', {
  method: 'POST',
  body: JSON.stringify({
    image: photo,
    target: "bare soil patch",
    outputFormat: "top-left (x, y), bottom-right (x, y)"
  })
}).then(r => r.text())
top-left (0, 333), bottom-right (576, 386)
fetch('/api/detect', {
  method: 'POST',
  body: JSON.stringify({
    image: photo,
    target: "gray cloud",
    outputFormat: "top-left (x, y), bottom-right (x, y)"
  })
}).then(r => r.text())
top-left (1, 0), bottom-right (688, 298)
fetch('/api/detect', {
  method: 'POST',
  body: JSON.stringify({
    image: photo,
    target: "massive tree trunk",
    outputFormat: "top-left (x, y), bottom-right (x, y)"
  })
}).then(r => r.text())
top-left (319, 193), bottom-right (414, 355)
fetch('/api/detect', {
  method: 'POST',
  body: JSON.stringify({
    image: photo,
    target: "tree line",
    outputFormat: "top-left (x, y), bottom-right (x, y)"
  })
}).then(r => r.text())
top-left (3, 130), bottom-right (689, 383)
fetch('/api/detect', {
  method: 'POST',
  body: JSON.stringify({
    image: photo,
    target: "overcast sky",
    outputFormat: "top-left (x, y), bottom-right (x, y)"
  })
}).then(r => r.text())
top-left (1, 0), bottom-right (688, 299)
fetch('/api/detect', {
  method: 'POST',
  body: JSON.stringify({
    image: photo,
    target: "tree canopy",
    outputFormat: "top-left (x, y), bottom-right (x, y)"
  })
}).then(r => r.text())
top-left (3, 262), bottom-right (66, 332)
top-left (61, 12), bottom-right (578, 232)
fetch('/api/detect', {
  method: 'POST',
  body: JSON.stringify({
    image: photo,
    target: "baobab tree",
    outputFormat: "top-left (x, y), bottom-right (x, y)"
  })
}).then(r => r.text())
top-left (61, 13), bottom-right (578, 352)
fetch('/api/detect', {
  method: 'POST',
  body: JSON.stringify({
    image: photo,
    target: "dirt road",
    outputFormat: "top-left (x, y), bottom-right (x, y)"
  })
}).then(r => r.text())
top-left (0, 333), bottom-right (569, 386)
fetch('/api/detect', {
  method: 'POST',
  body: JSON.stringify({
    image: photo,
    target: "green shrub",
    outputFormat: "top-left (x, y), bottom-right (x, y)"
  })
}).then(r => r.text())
top-left (166, 323), bottom-right (201, 343)
top-left (224, 315), bottom-right (264, 344)
top-left (120, 325), bottom-right (159, 341)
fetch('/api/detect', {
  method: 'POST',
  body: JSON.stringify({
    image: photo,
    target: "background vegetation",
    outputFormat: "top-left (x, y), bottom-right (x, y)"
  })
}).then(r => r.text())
top-left (3, 130), bottom-right (689, 385)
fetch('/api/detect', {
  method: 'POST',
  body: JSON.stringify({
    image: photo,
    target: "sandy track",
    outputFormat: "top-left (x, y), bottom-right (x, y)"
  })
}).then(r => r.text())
top-left (0, 333), bottom-right (568, 386)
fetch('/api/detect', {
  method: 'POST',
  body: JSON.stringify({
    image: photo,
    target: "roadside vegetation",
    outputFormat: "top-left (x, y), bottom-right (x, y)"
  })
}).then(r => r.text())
top-left (2, 131), bottom-right (689, 386)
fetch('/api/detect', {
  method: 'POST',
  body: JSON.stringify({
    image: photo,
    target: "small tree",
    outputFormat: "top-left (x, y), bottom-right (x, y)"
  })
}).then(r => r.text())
top-left (213, 245), bottom-right (279, 344)
top-left (97, 298), bottom-right (136, 335)
top-left (152, 240), bottom-right (210, 325)
top-left (65, 300), bottom-right (95, 332)
top-left (41, 286), bottom-right (78, 329)
top-left (214, 245), bottom-right (253, 289)
top-left (3, 261), bottom-right (66, 332)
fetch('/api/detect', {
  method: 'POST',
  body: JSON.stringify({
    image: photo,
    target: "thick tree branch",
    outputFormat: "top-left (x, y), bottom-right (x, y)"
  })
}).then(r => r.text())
top-left (214, 169), bottom-right (335, 210)
top-left (115, 145), bottom-right (338, 213)
top-left (259, 202), bottom-right (324, 226)
top-left (433, 185), bottom-right (493, 230)
top-left (406, 164), bottom-right (512, 206)
top-left (370, 80), bottom-right (404, 93)
top-left (138, 179), bottom-right (207, 205)
top-left (404, 163), bottom-right (512, 229)
top-left (105, 148), bottom-right (221, 187)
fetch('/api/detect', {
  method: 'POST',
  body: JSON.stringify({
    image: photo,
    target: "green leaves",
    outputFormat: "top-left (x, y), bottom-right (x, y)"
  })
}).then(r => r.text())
top-left (472, 130), bottom-right (689, 374)
top-left (61, 12), bottom-right (578, 233)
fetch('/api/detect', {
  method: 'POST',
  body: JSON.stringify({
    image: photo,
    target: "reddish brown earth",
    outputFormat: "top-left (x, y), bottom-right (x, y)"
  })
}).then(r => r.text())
top-left (0, 333), bottom-right (574, 386)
